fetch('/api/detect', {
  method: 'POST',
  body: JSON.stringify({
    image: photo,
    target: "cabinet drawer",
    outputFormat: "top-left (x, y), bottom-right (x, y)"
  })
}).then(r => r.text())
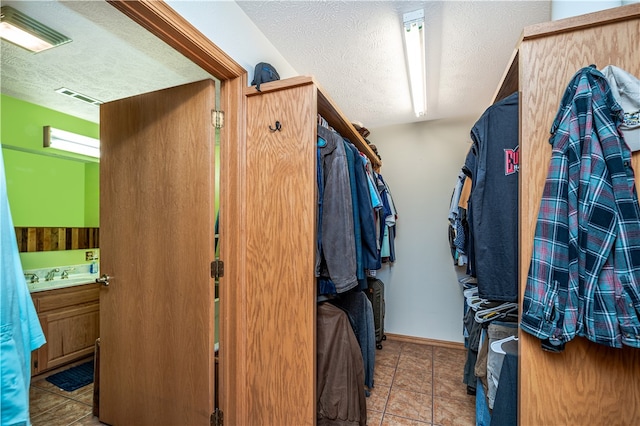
top-left (33, 283), bottom-right (100, 312)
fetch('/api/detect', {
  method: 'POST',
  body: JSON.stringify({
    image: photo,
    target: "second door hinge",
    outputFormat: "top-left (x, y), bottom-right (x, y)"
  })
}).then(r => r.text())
top-left (211, 260), bottom-right (224, 279)
top-left (211, 408), bottom-right (223, 426)
top-left (212, 110), bottom-right (224, 129)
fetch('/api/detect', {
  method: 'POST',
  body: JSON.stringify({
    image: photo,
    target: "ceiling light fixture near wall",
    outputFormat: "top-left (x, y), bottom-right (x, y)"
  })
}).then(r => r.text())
top-left (403, 9), bottom-right (427, 117)
top-left (0, 5), bottom-right (71, 53)
top-left (44, 126), bottom-right (100, 158)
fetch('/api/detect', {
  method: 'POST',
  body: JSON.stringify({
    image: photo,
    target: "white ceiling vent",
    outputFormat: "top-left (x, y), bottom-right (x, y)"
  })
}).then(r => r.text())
top-left (55, 87), bottom-right (102, 106)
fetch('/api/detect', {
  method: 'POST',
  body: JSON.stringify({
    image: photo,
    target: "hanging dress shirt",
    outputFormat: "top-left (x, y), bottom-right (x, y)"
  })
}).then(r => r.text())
top-left (521, 66), bottom-right (640, 349)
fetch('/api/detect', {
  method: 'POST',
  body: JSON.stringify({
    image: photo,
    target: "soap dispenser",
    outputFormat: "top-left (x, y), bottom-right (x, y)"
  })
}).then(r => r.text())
top-left (90, 259), bottom-right (99, 274)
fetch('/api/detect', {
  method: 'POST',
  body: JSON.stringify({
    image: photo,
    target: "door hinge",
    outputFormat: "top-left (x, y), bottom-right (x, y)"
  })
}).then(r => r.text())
top-left (211, 408), bottom-right (223, 426)
top-left (212, 110), bottom-right (224, 129)
top-left (211, 260), bottom-right (224, 279)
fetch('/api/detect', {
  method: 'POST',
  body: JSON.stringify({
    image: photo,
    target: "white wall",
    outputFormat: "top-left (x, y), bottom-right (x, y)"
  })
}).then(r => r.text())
top-left (168, 1), bottom-right (478, 343)
top-left (551, 0), bottom-right (638, 20)
top-left (166, 0), bottom-right (297, 83)
top-left (371, 117), bottom-right (477, 343)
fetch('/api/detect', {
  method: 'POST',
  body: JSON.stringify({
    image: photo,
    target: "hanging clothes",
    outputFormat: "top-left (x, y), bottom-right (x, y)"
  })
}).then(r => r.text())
top-left (316, 125), bottom-right (358, 294)
top-left (521, 66), bottom-right (640, 349)
top-left (329, 288), bottom-right (376, 390)
top-left (1, 145), bottom-right (46, 425)
top-left (375, 172), bottom-right (397, 263)
top-left (316, 121), bottom-right (392, 295)
top-left (600, 65), bottom-right (640, 152)
top-left (467, 92), bottom-right (519, 303)
top-left (316, 302), bottom-right (367, 426)
top-left (448, 171), bottom-right (467, 264)
top-left (347, 143), bottom-right (380, 280)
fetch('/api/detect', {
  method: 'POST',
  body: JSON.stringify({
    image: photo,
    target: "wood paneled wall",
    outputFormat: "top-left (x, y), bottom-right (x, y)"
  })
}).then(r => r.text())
top-left (518, 5), bottom-right (640, 425)
top-left (14, 227), bottom-right (99, 252)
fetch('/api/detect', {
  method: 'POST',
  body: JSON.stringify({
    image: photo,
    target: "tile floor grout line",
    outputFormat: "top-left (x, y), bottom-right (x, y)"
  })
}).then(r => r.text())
top-left (30, 397), bottom-right (72, 424)
top-left (30, 383), bottom-right (94, 425)
top-left (67, 412), bottom-right (95, 426)
top-left (381, 346), bottom-right (399, 419)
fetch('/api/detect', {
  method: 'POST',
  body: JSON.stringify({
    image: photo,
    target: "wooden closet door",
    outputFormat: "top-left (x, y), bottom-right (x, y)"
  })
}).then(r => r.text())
top-left (243, 83), bottom-right (317, 425)
top-left (99, 80), bottom-right (217, 425)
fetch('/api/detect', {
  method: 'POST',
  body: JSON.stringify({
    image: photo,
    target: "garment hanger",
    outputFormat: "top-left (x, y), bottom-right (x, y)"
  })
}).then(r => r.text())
top-left (458, 275), bottom-right (478, 285)
top-left (474, 302), bottom-right (518, 323)
top-left (491, 335), bottom-right (518, 355)
top-left (463, 286), bottom-right (478, 299)
top-left (467, 295), bottom-right (488, 311)
top-left (317, 114), bottom-right (331, 129)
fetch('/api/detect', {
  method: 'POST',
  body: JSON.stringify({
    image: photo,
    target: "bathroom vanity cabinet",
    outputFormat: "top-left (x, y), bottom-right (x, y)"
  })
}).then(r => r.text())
top-left (30, 283), bottom-right (100, 375)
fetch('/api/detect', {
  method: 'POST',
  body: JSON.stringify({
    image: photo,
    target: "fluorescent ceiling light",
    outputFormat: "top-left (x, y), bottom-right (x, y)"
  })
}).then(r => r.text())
top-left (0, 6), bottom-right (71, 53)
top-left (403, 9), bottom-right (427, 117)
top-left (44, 126), bottom-right (100, 158)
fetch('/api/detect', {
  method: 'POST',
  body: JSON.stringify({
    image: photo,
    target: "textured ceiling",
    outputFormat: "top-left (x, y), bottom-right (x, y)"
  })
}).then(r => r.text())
top-left (1, 1), bottom-right (552, 129)
top-left (237, 0), bottom-right (552, 128)
top-left (0, 0), bottom-right (214, 124)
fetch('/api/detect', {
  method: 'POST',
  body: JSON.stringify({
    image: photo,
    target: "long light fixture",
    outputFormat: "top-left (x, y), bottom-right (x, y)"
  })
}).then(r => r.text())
top-left (0, 6), bottom-right (71, 53)
top-left (44, 126), bottom-right (100, 158)
top-left (403, 9), bottom-right (427, 117)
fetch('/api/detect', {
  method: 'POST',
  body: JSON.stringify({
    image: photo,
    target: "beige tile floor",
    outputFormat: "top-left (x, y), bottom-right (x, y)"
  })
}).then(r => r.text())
top-left (29, 376), bottom-right (101, 426)
top-left (368, 338), bottom-right (475, 426)
top-left (29, 339), bottom-right (474, 426)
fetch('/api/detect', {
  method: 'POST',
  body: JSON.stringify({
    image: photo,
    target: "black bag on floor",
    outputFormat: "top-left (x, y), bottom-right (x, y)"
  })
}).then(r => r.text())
top-left (366, 277), bottom-right (386, 349)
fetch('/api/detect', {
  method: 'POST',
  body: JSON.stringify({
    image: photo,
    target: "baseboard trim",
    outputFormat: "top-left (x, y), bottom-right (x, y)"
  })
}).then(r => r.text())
top-left (385, 333), bottom-right (466, 350)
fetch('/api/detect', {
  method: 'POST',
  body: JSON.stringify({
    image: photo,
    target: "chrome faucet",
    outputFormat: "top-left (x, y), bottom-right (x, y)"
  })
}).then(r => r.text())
top-left (61, 267), bottom-right (75, 279)
top-left (45, 268), bottom-right (60, 281)
top-left (24, 273), bottom-right (39, 283)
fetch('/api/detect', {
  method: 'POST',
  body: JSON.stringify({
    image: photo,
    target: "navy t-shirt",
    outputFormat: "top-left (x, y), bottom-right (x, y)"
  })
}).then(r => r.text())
top-left (468, 92), bottom-right (519, 302)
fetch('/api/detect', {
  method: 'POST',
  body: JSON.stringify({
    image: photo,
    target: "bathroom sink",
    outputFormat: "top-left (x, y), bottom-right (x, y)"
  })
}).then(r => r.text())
top-left (28, 273), bottom-right (99, 293)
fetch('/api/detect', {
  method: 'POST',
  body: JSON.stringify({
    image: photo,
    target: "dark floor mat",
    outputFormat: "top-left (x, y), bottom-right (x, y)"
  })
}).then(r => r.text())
top-left (45, 361), bottom-right (94, 392)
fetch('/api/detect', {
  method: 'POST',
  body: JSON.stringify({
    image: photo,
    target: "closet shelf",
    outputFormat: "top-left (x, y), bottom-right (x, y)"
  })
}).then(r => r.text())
top-left (244, 76), bottom-right (383, 170)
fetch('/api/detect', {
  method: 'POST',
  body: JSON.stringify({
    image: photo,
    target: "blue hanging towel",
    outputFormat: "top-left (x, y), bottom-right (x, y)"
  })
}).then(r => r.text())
top-left (1, 145), bottom-right (46, 425)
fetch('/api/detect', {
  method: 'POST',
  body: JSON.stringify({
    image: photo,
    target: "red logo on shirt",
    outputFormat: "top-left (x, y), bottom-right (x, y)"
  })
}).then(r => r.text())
top-left (505, 146), bottom-right (519, 175)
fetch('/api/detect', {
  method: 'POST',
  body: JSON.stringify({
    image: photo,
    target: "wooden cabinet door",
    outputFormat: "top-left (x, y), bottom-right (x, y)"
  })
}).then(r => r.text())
top-left (37, 303), bottom-right (100, 372)
top-left (99, 80), bottom-right (217, 426)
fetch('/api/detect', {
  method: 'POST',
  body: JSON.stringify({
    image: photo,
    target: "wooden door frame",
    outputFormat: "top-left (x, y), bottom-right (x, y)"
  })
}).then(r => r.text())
top-left (106, 1), bottom-right (248, 423)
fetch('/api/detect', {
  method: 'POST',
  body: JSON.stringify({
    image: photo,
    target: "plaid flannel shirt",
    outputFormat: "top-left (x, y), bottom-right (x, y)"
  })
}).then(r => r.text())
top-left (521, 66), bottom-right (640, 349)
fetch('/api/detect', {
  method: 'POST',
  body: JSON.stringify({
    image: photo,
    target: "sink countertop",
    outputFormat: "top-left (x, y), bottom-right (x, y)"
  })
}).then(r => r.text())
top-left (24, 264), bottom-right (100, 293)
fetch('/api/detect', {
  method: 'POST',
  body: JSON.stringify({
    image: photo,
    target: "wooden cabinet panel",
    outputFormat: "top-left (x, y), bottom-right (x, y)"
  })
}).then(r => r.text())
top-left (239, 76), bottom-right (382, 425)
top-left (39, 304), bottom-right (100, 372)
top-left (35, 285), bottom-right (100, 312)
top-left (244, 81), bottom-right (317, 425)
top-left (516, 5), bottom-right (640, 425)
top-left (31, 284), bottom-right (100, 375)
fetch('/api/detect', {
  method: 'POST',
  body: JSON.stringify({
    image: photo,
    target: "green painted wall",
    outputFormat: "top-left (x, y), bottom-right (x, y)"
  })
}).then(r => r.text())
top-left (1, 94), bottom-right (99, 150)
top-left (1, 94), bottom-right (99, 226)
top-left (1, 94), bottom-right (100, 269)
top-left (85, 162), bottom-right (100, 226)
top-left (3, 148), bottom-right (86, 226)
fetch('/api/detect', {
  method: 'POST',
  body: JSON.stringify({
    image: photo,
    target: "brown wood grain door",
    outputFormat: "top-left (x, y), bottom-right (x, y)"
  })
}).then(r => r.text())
top-left (99, 80), bottom-right (217, 425)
